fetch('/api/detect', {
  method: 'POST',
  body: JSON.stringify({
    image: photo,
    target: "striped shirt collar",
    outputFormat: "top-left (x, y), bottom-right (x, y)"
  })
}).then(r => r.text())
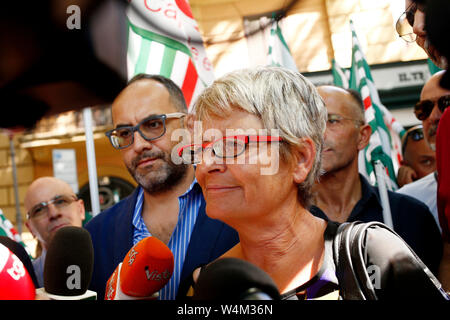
top-left (132, 178), bottom-right (202, 300)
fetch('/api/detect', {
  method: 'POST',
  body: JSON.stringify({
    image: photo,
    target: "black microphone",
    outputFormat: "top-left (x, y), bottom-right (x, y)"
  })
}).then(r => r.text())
top-left (0, 236), bottom-right (38, 288)
top-left (37, 226), bottom-right (96, 300)
top-left (192, 257), bottom-right (280, 300)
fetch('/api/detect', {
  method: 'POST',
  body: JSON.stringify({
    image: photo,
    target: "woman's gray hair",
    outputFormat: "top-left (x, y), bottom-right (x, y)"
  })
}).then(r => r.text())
top-left (194, 66), bottom-right (327, 207)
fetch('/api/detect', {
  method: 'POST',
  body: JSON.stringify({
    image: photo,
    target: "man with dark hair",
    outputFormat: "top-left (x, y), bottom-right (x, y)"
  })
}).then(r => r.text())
top-left (85, 74), bottom-right (238, 299)
top-left (311, 85), bottom-right (443, 276)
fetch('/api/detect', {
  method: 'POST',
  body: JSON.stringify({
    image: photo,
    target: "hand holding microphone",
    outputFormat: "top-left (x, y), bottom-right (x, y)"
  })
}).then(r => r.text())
top-left (105, 236), bottom-right (174, 300)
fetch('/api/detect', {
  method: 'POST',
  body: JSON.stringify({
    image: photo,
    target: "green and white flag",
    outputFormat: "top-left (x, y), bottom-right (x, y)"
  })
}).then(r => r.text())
top-left (348, 20), bottom-right (405, 190)
top-left (267, 19), bottom-right (298, 72)
top-left (0, 209), bottom-right (32, 258)
top-left (331, 59), bottom-right (349, 89)
top-left (428, 58), bottom-right (442, 75)
top-left (126, 0), bottom-right (215, 109)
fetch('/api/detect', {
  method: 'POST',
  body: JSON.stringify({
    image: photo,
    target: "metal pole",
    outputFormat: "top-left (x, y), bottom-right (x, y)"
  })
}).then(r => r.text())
top-left (374, 160), bottom-right (394, 229)
top-left (8, 134), bottom-right (22, 234)
top-left (83, 107), bottom-right (101, 216)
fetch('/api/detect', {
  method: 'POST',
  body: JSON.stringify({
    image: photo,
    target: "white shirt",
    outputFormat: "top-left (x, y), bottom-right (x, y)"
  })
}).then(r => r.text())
top-left (397, 172), bottom-right (441, 233)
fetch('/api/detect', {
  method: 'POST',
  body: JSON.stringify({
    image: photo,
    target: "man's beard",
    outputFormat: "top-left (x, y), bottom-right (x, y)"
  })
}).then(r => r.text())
top-left (127, 149), bottom-right (189, 194)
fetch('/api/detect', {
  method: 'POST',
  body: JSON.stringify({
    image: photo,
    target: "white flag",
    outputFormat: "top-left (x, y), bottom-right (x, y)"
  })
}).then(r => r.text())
top-left (267, 20), bottom-right (298, 72)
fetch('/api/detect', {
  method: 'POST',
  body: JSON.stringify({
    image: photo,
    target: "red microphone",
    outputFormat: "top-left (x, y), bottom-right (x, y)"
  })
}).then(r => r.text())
top-left (0, 243), bottom-right (35, 300)
top-left (105, 237), bottom-right (174, 300)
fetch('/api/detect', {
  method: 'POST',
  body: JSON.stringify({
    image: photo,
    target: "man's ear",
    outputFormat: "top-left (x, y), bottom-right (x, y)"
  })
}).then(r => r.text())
top-left (77, 199), bottom-right (86, 221)
top-left (184, 113), bottom-right (196, 133)
top-left (292, 138), bottom-right (316, 184)
top-left (25, 220), bottom-right (37, 239)
top-left (357, 124), bottom-right (372, 151)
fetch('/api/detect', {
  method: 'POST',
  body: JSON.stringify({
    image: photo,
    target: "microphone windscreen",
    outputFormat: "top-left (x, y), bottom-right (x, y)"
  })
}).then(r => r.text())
top-left (193, 257), bottom-right (280, 300)
top-left (119, 236), bottom-right (174, 297)
top-left (0, 236), bottom-right (38, 287)
top-left (44, 226), bottom-right (94, 296)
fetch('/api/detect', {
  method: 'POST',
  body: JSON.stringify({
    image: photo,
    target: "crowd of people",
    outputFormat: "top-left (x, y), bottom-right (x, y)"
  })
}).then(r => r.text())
top-left (2, 0), bottom-right (450, 300)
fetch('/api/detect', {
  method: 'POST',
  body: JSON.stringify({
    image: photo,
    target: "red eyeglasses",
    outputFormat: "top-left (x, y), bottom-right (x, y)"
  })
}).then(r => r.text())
top-left (177, 135), bottom-right (283, 164)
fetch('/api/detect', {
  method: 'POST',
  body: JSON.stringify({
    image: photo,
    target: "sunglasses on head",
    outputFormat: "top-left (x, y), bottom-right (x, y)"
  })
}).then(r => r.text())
top-left (414, 95), bottom-right (450, 120)
top-left (401, 125), bottom-right (424, 154)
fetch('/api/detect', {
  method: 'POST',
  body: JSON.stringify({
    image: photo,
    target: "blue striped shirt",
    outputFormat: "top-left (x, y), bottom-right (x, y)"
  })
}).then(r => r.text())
top-left (132, 179), bottom-right (202, 300)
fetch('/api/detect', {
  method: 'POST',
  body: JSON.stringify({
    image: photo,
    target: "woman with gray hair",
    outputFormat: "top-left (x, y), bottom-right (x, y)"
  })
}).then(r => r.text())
top-left (178, 66), bottom-right (448, 300)
top-left (179, 66), bottom-right (331, 299)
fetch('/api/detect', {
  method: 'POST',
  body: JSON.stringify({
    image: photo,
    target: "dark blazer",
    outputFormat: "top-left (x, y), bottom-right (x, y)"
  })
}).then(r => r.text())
top-left (84, 187), bottom-right (239, 299)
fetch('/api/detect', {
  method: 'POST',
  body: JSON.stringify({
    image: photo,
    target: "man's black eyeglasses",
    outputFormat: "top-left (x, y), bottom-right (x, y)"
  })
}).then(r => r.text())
top-left (414, 95), bottom-right (450, 120)
top-left (105, 113), bottom-right (186, 149)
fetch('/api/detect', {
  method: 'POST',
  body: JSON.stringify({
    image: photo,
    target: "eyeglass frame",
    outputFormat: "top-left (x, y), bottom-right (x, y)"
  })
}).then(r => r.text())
top-left (177, 135), bottom-right (283, 164)
top-left (401, 124), bottom-right (424, 154)
top-left (27, 194), bottom-right (79, 219)
top-left (326, 113), bottom-right (365, 128)
top-left (105, 112), bottom-right (186, 150)
top-left (395, 2), bottom-right (425, 43)
top-left (413, 94), bottom-right (450, 121)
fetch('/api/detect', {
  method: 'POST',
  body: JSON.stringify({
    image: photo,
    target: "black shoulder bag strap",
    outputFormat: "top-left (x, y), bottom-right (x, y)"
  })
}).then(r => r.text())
top-left (333, 220), bottom-right (448, 300)
top-left (333, 221), bottom-right (383, 300)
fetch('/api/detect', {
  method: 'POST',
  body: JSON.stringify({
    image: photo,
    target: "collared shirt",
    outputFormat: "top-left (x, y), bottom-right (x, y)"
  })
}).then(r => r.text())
top-left (397, 172), bottom-right (440, 233)
top-left (32, 250), bottom-right (46, 288)
top-left (132, 179), bottom-right (203, 300)
top-left (310, 174), bottom-right (443, 275)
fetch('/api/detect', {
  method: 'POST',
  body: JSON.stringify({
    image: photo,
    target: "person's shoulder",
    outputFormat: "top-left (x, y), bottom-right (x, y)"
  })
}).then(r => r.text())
top-left (388, 187), bottom-right (430, 210)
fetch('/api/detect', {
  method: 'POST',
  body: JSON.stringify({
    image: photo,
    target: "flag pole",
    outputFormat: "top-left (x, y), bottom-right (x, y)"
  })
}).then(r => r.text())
top-left (374, 160), bottom-right (394, 229)
top-left (83, 107), bottom-right (101, 216)
top-left (8, 133), bottom-right (22, 235)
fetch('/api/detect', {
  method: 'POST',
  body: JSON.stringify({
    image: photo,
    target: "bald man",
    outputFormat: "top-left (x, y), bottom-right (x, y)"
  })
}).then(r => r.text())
top-left (25, 176), bottom-right (85, 287)
top-left (398, 71), bottom-right (450, 232)
top-left (310, 85), bottom-right (443, 276)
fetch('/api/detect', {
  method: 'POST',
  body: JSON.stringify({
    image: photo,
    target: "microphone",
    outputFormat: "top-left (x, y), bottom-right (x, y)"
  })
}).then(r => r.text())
top-left (36, 226), bottom-right (96, 300)
top-left (0, 243), bottom-right (36, 300)
top-left (0, 236), bottom-right (38, 288)
top-left (105, 236), bottom-right (174, 300)
top-left (192, 257), bottom-right (280, 300)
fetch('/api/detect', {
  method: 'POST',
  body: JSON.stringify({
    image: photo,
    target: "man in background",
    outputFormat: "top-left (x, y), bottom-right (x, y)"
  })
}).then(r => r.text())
top-left (397, 71), bottom-right (450, 233)
top-left (24, 176), bottom-right (86, 288)
top-left (397, 124), bottom-right (435, 188)
top-left (311, 85), bottom-right (443, 275)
